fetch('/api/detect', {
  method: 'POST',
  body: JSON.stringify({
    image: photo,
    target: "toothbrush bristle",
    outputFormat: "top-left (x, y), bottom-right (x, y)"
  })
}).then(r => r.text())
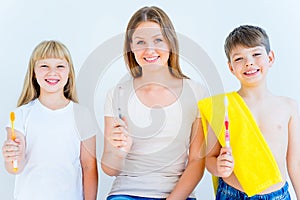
top-left (118, 86), bottom-right (124, 96)
top-left (224, 96), bottom-right (229, 107)
top-left (10, 112), bottom-right (15, 122)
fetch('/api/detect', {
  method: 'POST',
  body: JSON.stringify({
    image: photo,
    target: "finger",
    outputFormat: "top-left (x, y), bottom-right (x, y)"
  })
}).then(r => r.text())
top-left (2, 144), bottom-right (19, 154)
top-left (218, 160), bottom-right (234, 168)
top-left (218, 158), bottom-right (233, 166)
top-left (220, 147), bottom-right (232, 155)
top-left (220, 154), bottom-right (233, 161)
top-left (111, 134), bottom-right (127, 141)
top-left (3, 149), bottom-right (20, 160)
top-left (110, 140), bottom-right (127, 148)
top-left (114, 117), bottom-right (123, 126)
top-left (219, 171), bottom-right (232, 178)
top-left (113, 126), bottom-right (129, 137)
top-left (218, 167), bottom-right (232, 175)
top-left (3, 148), bottom-right (20, 158)
top-left (14, 138), bottom-right (22, 143)
top-left (120, 116), bottom-right (128, 128)
top-left (114, 117), bottom-right (127, 128)
top-left (4, 155), bottom-right (19, 162)
top-left (5, 146), bottom-right (20, 152)
top-left (4, 140), bottom-right (19, 146)
top-left (220, 147), bottom-right (231, 154)
top-left (112, 126), bottom-right (124, 134)
top-left (5, 151), bottom-right (21, 157)
top-left (217, 157), bottom-right (233, 168)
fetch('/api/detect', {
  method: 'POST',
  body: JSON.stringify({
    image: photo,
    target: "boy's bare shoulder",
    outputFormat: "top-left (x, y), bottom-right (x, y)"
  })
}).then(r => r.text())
top-left (277, 95), bottom-right (299, 113)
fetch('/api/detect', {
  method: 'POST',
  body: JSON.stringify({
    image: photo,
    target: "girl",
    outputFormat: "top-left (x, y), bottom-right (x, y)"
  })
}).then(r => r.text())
top-left (2, 40), bottom-right (98, 200)
top-left (101, 6), bottom-right (207, 200)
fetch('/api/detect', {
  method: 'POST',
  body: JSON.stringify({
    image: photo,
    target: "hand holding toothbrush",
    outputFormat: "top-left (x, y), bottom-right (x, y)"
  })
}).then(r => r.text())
top-left (111, 116), bottom-right (133, 155)
top-left (110, 85), bottom-right (133, 154)
top-left (224, 96), bottom-right (230, 147)
top-left (10, 112), bottom-right (18, 172)
top-left (2, 112), bottom-right (26, 173)
top-left (216, 95), bottom-right (234, 177)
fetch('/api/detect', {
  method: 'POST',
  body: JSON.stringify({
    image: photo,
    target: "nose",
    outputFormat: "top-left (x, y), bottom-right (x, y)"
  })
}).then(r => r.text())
top-left (245, 57), bottom-right (254, 67)
top-left (143, 43), bottom-right (156, 54)
top-left (145, 42), bottom-right (155, 50)
top-left (48, 67), bottom-right (58, 75)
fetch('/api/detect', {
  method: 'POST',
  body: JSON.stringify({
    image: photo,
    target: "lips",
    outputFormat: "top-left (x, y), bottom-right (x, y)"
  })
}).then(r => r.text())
top-left (243, 69), bottom-right (259, 75)
top-left (45, 79), bottom-right (59, 85)
top-left (144, 56), bottom-right (159, 63)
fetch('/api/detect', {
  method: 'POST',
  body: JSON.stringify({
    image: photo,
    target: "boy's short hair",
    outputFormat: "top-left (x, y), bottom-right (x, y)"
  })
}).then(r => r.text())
top-left (224, 25), bottom-right (270, 61)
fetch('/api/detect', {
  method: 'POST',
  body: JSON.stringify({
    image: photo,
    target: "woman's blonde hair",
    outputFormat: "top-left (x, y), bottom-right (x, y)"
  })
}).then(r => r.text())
top-left (124, 6), bottom-right (188, 79)
top-left (17, 40), bottom-right (78, 107)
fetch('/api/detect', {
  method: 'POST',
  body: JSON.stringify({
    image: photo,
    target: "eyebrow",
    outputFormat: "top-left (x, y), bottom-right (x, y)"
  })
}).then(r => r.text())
top-left (36, 61), bottom-right (68, 66)
top-left (133, 34), bottom-right (163, 40)
top-left (231, 53), bottom-right (241, 58)
top-left (231, 47), bottom-right (264, 58)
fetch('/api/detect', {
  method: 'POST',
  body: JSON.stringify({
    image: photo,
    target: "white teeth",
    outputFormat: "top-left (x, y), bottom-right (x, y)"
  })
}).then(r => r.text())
top-left (145, 57), bottom-right (158, 61)
top-left (46, 79), bottom-right (59, 83)
top-left (245, 69), bottom-right (258, 75)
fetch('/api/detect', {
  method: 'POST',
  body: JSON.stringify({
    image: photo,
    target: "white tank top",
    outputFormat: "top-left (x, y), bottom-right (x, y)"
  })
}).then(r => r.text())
top-left (104, 79), bottom-right (207, 198)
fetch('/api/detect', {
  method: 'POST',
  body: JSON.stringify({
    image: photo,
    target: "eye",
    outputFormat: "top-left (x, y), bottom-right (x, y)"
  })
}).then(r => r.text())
top-left (253, 53), bottom-right (261, 57)
top-left (154, 38), bottom-right (163, 43)
top-left (40, 65), bottom-right (48, 68)
top-left (136, 40), bottom-right (145, 45)
top-left (57, 65), bottom-right (65, 68)
top-left (234, 57), bottom-right (243, 62)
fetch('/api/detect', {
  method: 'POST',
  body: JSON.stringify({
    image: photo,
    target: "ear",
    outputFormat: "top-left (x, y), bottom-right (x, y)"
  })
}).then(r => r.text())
top-left (228, 61), bottom-right (234, 74)
top-left (268, 50), bottom-right (275, 66)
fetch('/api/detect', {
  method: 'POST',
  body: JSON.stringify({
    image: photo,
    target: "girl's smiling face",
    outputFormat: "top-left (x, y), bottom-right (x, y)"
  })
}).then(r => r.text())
top-left (34, 58), bottom-right (70, 95)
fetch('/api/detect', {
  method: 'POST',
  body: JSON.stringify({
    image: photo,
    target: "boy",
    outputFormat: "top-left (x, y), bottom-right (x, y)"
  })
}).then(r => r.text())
top-left (198, 25), bottom-right (300, 199)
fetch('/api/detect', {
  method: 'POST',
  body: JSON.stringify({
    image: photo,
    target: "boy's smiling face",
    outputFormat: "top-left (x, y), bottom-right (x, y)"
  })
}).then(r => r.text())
top-left (228, 45), bottom-right (274, 87)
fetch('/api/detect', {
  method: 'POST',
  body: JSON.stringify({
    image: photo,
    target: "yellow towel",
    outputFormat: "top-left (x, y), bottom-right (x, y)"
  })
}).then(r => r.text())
top-left (198, 92), bottom-right (282, 197)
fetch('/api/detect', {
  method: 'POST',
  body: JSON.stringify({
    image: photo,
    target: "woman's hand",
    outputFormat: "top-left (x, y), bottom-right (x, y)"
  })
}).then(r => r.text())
top-left (109, 117), bottom-right (133, 156)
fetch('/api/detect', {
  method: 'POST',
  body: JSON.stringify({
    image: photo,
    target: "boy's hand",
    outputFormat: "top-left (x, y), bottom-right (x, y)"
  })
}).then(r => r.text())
top-left (217, 147), bottom-right (234, 177)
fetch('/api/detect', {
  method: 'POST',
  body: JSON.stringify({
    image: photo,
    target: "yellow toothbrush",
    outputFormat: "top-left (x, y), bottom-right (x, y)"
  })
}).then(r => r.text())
top-left (10, 112), bottom-right (18, 172)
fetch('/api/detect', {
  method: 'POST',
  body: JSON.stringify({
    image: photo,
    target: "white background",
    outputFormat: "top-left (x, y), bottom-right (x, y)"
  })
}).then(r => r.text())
top-left (0, 0), bottom-right (299, 199)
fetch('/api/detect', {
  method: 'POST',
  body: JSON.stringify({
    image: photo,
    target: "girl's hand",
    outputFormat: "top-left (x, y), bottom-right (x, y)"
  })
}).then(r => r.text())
top-left (2, 131), bottom-right (25, 164)
top-left (109, 116), bottom-right (132, 156)
top-left (217, 147), bottom-right (234, 177)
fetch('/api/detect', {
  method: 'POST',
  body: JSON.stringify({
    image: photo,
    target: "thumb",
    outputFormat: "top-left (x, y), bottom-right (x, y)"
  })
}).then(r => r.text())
top-left (121, 116), bottom-right (128, 128)
top-left (14, 138), bottom-right (21, 143)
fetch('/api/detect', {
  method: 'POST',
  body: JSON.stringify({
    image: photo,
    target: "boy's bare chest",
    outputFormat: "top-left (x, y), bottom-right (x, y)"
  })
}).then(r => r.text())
top-left (248, 103), bottom-right (289, 147)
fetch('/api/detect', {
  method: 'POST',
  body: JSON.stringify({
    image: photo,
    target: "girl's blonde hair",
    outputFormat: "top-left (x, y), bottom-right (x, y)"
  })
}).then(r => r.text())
top-left (124, 6), bottom-right (188, 79)
top-left (17, 40), bottom-right (78, 107)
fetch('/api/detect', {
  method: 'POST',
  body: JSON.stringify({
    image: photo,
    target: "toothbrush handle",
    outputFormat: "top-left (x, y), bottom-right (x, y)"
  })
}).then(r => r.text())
top-left (225, 129), bottom-right (230, 147)
top-left (13, 160), bottom-right (18, 172)
top-left (11, 128), bottom-right (18, 172)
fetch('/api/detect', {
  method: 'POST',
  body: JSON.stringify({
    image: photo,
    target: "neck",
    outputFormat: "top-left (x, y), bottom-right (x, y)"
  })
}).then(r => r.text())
top-left (137, 66), bottom-right (177, 86)
top-left (238, 83), bottom-right (271, 99)
top-left (38, 92), bottom-right (70, 110)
